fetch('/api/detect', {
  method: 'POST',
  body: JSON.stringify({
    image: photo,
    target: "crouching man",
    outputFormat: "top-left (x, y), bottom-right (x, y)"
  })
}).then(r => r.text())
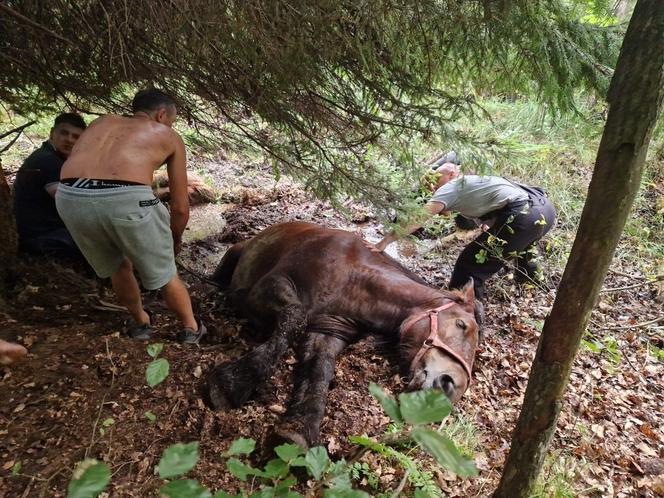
top-left (13, 113), bottom-right (86, 259)
top-left (56, 88), bottom-right (206, 343)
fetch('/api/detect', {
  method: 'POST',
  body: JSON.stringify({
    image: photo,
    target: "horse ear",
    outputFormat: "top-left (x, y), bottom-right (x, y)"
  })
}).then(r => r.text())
top-left (462, 278), bottom-right (475, 302)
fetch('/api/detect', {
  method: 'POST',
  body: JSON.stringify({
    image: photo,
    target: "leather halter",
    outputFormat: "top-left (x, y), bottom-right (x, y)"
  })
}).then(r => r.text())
top-left (401, 301), bottom-right (473, 381)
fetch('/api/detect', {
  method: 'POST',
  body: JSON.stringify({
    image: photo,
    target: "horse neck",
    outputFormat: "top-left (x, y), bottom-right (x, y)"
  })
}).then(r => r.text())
top-left (368, 275), bottom-right (450, 333)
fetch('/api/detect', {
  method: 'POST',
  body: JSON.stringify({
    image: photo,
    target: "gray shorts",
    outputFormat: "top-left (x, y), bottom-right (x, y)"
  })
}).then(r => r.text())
top-left (55, 184), bottom-right (177, 289)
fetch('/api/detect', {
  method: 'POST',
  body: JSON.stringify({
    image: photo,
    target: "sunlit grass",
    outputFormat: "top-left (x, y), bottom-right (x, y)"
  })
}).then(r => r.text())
top-left (529, 451), bottom-right (587, 498)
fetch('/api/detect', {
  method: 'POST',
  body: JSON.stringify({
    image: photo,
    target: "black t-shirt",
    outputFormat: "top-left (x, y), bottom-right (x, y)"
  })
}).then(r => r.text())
top-left (12, 141), bottom-right (67, 240)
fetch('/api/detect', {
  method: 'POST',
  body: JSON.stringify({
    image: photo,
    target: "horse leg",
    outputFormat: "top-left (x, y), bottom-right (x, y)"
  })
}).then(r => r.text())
top-left (207, 276), bottom-right (306, 410)
top-left (270, 333), bottom-right (347, 448)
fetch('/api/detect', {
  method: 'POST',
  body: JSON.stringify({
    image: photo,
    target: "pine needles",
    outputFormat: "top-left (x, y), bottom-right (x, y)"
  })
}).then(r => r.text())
top-left (0, 0), bottom-right (622, 210)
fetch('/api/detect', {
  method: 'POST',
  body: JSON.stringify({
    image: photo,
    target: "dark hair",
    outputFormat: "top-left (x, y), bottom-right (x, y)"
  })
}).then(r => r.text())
top-left (53, 113), bottom-right (86, 130)
top-left (131, 88), bottom-right (176, 114)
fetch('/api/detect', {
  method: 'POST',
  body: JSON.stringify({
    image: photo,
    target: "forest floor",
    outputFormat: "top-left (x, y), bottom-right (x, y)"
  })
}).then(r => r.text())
top-left (0, 152), bottom-right (663, 498)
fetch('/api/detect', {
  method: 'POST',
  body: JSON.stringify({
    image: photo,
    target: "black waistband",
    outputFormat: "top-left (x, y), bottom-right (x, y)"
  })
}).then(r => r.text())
top-left (479, 199), bottom-right (529, 221)
top-left (61, 178), bottom-right (148, 189)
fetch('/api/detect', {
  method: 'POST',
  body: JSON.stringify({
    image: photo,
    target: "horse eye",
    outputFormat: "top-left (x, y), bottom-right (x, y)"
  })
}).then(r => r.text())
top-left (456, 319), bottom-right (467, 330)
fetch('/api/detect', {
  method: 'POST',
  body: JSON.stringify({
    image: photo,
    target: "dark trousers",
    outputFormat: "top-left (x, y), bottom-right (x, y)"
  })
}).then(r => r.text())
top-left (19, 227), bottom-right (84, 261)
top-left (449, 193), bottom-right (557, 299)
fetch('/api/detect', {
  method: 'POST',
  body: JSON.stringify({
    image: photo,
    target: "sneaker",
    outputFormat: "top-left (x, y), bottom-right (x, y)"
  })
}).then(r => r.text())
top-left (125, 310), bottom-right (155, 341)
top-left (126, 323), bottom-right (154, 341)
top-left (178, 320), bottom-right (207, 344)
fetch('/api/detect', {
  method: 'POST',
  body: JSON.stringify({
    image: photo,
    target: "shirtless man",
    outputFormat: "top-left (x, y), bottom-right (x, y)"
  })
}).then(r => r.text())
top-left (55, 88), bottom-right (206, 343)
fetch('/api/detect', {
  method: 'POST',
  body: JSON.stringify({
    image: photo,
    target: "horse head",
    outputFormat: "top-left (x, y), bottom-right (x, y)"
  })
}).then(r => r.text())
top-left (399, 280), bottom-right (482, 403)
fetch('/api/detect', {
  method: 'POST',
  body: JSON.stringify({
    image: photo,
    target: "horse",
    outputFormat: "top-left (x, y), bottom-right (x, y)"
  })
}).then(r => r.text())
top-left (206, 221), bottom-right (483, 448)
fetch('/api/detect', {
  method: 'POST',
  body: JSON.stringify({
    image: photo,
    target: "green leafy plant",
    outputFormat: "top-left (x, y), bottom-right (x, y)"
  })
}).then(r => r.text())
top-left (66, 384), bottom-right (477, 497)
top-left (67, 459), bottom-right (111, 498)
top-left (647, 343), bottom-right (664, 362)
top-left (581, 331), bottom-right (622, 364)
top-left (348, 384), bottom-right (478, 496)
top-left (98, 417), bottom-right (114, 436)
top-left (158, 442), bottom-right (201, 478)
top-left (146, 343), bottom-right (170, 387)
top-left (475, 249), bottom-right (488, 264)
top-left (349, 462), bottom-right (379, 490)
top-left (206, 385), bottom-right (476, 496)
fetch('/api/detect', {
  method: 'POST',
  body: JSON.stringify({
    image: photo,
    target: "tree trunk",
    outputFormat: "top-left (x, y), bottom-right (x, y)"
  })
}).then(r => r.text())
top-left (493, 1), bottom-right (664, 496)
top-left (0, 160), bottom-right (18, 264)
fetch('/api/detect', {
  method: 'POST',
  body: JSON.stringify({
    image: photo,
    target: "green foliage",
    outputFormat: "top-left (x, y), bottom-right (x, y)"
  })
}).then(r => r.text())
top-left (438, 414), bottom-right (483, 459)
top-left (348, 436), bottom-right (443, 498)
top-left (160, 480), bottom-right (212, 498)
top-left (305, 447), bottom-right (331, 481)
top-left (398, 389), bottom-right (453, 425)
top-left (147, 343), bottom-right (164, 358)
top-left (581, 331), bottom-right (621, 363)
top-left (98, 417), bottom-right (114, 436)
top-left (157, 442), bottom-right (200, 478)
top-left (224, 438), bottom-right (257, 457)
top-left (529, 451), bottom-right (582, 498)
top-left (274, 444), bottom-right (305, 463)
top-left (214, 385), bottom-right (476, 496)
top-left (65, 384), bottom-right (478, 496)
top-left (368, 383), bottom-right (403, 423)
top-left (226, 458), bottom-right (262, 482)
top-left (475, 249), bottom-right (488, 264)
top-left (356, 383), bottom-right (478, 495)
top-left (349, 462), bottom-right (379, 490)
top-left (146, 344), bottom-right (170, 387)
top-left (67, 459), bottom-right (111, 498)
top-left (146, 358), bottom-right (170, 387)
top-left (0, 0), bottom-right (622, 212)
top-left (411, 428), bottom-right (479, 477)
top-left (647, 343), bottom-right (664, 363)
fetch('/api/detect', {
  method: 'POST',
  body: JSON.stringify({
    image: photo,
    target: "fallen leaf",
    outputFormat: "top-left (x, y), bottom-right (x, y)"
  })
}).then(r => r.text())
top-left (637, 442), bottom-right (658, 458)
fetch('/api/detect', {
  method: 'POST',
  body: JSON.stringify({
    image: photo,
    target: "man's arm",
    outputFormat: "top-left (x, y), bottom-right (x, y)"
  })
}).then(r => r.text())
top-left (42, 152), bottom-right (65, 197)
top-left (44, 182), bottom-right (59, 197)
top-left (165, 133), bottom-right (189, 254)
top-left (373, 201), bottom-right (446, 252)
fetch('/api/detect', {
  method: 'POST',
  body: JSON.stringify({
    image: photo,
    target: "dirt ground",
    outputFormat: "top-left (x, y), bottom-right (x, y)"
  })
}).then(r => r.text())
top-left (0, 155), bottom-right (662, 497)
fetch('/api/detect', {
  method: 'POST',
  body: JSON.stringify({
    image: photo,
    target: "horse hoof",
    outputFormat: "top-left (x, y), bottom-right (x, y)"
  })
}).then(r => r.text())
top-left (207, 380), bottom-right (232, 411)
top-left (267, 427), bottom-right (309, 450)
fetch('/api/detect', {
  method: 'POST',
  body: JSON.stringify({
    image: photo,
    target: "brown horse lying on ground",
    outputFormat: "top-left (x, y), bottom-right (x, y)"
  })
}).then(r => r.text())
top-left (207, 221), bottom-right (483, 448)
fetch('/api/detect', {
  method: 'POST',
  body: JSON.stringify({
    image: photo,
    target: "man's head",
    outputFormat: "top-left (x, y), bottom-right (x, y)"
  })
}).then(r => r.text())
top-left (432, 162), bottom-right (461, 190)
top-left (50, 113), bottom-right (86, 157)
top-left (131, 88), bottom-right (177, 127)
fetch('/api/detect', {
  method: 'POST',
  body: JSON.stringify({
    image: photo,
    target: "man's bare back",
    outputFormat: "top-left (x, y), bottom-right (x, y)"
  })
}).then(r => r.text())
top-left (61, 114), bottom-right (185, 186)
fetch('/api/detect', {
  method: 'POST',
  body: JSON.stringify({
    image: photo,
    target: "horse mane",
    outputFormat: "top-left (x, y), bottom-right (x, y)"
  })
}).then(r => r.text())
top-left (377, 251), bottom-right (429, 286)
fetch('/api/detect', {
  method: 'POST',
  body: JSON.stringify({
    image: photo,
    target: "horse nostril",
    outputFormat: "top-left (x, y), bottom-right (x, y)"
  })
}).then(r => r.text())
top-left (433, 374), bottom-right (455, 397)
